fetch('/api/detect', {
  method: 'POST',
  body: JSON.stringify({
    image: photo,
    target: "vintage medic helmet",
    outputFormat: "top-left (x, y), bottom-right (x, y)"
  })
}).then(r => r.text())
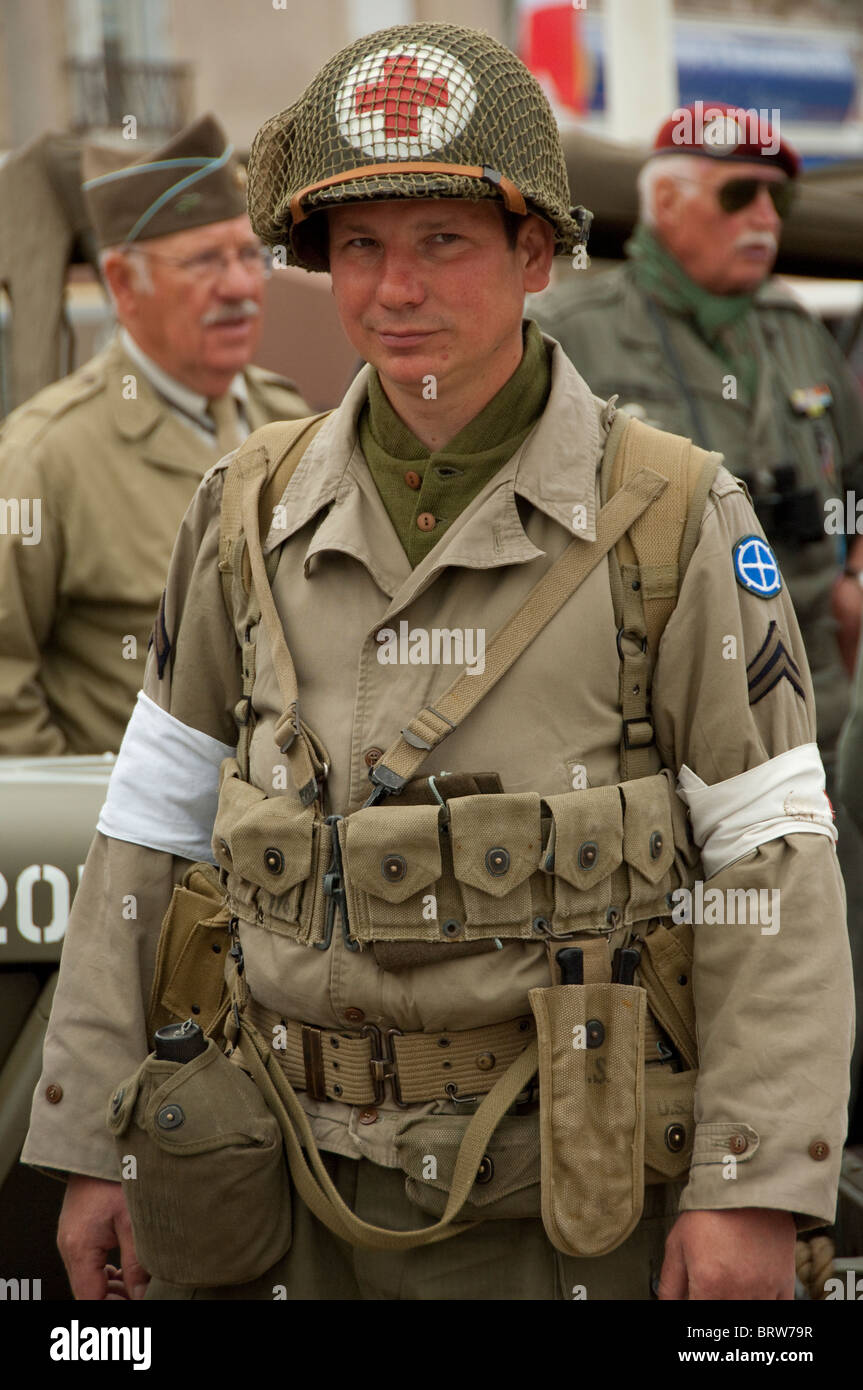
top-left (247, 22), bottom-right (591, 271)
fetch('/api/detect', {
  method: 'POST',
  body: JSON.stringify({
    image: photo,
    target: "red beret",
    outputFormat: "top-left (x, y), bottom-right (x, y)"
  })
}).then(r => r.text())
top-left (650, 101), bottom-right (800, 179)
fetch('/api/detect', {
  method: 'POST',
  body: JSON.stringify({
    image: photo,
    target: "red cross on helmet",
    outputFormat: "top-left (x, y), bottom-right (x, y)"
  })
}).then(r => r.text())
top-left (247, 22), bottom-right (590, 271)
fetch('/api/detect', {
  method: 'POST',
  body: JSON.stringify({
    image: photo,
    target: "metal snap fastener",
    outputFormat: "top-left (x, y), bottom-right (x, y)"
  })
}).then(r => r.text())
top-left (649, 831), bottom-right (664, 860)
top-left (45, 1083), bottom-right (63, 1104)
top-left (809, 1140), bottom-right (830, 1162)
top-left (111, 1089), bottom-right (124, 1115)
top-left (578, 841), bottom-right (599, 870)
top-left (485, 847), bottom-right (510, 876)
top-left (219, 838), bottom-right (231, 857)
top-left (532, 916), bottom-right (550, 934)
top-left (441, 919), bottom-right (463, 938)
top-left (665, 1123), bottom-right (686, 1153)
top-left (586, 1019), bottom-right (605, 1049)
top-left (157, 1105), bottom-right (185, 1130)
top-left (381, 853), bottom-right (407, 882)
top-left (475, 1155), bottom-right (494, 1185)
top-left (729, 1133), bottom-right (748, 1155)
top-left (476, 1052), bottom-right (496, 1071)
top-left (264, 847), bottom-right (284, 874)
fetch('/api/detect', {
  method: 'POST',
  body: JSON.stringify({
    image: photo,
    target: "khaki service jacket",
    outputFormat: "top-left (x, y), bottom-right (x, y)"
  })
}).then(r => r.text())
top-left (0, 335), bottom-right (308, 756)
top-left (533, 267), bottom-right (863, 762)
top-left (24, 334), bottom-right (853, 1229)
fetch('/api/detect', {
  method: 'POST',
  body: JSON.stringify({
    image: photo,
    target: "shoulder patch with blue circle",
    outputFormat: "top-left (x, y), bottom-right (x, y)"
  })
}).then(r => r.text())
top-left (733, 535), bottom-right (782, 599)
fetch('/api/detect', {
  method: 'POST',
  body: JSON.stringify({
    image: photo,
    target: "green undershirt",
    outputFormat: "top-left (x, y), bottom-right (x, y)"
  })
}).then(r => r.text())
top-left (627, 223), bottom-right (759, 402)
top-left (360, 321), bottom-right (551, 567)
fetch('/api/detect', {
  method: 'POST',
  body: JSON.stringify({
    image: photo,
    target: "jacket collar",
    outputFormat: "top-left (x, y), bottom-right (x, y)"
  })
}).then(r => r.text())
top-left (103, 335), bottom-right (222, 476)
top-left (263, 333), bottom-right (606, 602)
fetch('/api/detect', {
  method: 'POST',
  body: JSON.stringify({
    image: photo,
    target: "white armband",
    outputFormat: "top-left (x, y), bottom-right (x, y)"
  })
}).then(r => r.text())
top-left (676, 742), bottom-right (836, 878)
top-left (97, 691), bottom-right (236, 862)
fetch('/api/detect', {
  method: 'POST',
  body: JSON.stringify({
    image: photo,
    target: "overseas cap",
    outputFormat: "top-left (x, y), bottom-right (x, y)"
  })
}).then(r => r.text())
top-left (650, 101), bottom-right (800, 179)
top-left (248, 22), bottom-right (589, 270)
top-left (82, 113), bottom-right (249, 249)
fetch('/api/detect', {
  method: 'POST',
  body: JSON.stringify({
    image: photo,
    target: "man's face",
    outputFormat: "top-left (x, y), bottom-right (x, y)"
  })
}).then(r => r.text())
top-left (326, 199), bottom-right (553, 398)
top-left (107, 215), bottom-right (266, 394)
top-left (653, 159), bottom-right (789, 295)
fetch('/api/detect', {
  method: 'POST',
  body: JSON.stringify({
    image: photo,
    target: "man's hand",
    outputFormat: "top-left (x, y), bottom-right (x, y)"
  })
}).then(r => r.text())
top-left (57, 1175), bottom-right (150, 1301)
top-left (658, 1209), bottom-right (796, 1300)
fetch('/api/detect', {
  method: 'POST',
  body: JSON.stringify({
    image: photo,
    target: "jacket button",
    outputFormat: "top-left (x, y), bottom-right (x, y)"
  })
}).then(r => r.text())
top-left (475, 1155), bottom-right (494, 1185)
top-left (729, 1133), bottom-right (748, 1155)
top-left (649, 831), bottom-right (664, 859)
top-left (417, 512), bottom-right (436, 532)
top-left (809, 1140), bottom-right (830, 1161)
top-left (665, 1123), bottom-right (686, 1153)
top-left (476, 1052), bottom-right (496, 1071)
top-left (264, 848), bottom-right (284, 874)
top-left (381, 854), bottom-right (407, 882)
top-left (358, 1107), bottom-right (378, 1125)
top-left (344, 1007), bottom-right (365, 1024)
top-left (485, 847), bottom-right (510, 876)
top-left (578, 841), bottom-right (598, 869)
top-left (364, 747), bottom-right (383, 767)
top-left (45, 1083), bottom-right (63, 1104)
top-left (404, 470), bottom-right (421, 490)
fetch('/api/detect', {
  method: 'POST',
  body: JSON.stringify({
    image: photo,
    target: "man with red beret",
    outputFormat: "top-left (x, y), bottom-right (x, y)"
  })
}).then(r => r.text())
top-left (536, 102), bottom-right (863, 1133)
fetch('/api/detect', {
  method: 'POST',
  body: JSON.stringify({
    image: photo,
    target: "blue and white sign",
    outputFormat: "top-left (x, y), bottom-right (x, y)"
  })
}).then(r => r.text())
top-left (733, 535), bottom-right (782, 599)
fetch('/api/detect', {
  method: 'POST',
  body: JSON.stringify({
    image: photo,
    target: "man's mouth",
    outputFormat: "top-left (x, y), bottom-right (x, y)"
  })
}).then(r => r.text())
top-left (375, 328), bottom-right (439, 347)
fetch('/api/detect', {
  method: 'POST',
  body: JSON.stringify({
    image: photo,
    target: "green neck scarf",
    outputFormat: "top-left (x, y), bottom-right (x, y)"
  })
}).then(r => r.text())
top-left (627, 223), bottom-right (759, 399)
top-left (360, 320), bottom-right (551, 567)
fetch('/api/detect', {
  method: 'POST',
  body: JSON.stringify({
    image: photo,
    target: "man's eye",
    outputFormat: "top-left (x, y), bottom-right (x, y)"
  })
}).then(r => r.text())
top-left (347, 237), bottom-right (376, 249)
top-left (430, 233), bottom-right (459, 245)
top-left (187, 251), bottom-right (224, 272)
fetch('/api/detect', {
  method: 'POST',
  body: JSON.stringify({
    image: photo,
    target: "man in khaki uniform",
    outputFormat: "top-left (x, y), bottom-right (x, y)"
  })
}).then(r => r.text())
top-left (24, 26), bottom-right (851, 1301)
top-left (0, 114), bottom-right (308, 756)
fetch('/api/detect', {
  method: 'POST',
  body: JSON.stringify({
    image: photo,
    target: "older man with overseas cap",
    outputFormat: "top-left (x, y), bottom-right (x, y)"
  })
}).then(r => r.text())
top-left (0, 113), bottom-right (308, 756)
top-left (24, 29), bottom-right (851, 1303)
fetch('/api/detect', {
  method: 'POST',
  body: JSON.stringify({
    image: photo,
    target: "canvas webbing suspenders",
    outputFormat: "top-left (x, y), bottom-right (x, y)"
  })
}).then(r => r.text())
top-left (215, 408), bottom-right (721, 1252)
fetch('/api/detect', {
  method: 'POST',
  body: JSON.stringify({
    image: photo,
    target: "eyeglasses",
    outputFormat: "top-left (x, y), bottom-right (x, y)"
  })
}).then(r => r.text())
top-left (675, 174), bottom-right (795, 219)
top-left (716, 178), bottom-right (795, 218)
top-left (126, 244), bottom-right (273, 280)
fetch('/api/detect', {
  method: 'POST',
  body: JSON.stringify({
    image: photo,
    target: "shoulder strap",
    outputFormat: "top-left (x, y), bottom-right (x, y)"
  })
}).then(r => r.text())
top-left (602, 413), bottom-right (721, 778)
top-left (217, 413), bottom-right (331, 797)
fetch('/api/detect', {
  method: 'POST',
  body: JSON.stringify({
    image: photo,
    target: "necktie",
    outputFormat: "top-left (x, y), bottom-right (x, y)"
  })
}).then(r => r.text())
top-left (207, 394), bottom-right (243, 456)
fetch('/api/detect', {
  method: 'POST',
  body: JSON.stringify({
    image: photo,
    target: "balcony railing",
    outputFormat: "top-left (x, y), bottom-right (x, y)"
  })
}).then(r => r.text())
top-left (64, 50), bottom-right (192, 141)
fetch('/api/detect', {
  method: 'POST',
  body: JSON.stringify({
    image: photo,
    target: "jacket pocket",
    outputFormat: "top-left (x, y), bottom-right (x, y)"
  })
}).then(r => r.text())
top-left (449, 792), bottom-right (542, 930)
top-left (107, 1041), bottom-right (292, 1288)
top-left (395, 1111), bottom-right (541, 1220)
top-left (528, 981), bottom-right (646, 1257)
top-left (341, 803), bottom-right (443, 940)
top-left (148, 862), bottom-right (230, 1044)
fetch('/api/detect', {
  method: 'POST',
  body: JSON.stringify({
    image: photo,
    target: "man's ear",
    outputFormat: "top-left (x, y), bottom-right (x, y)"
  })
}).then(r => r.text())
top-left (101, 250), bottom-right (139, 319)
top-left (521, 214), bottom-right (556, 294)
top-left (652, 176), bottom-right (686, 233)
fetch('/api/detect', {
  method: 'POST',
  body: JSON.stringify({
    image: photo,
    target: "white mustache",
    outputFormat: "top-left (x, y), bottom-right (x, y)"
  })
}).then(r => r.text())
top-left (733, 232), bottom-right (778, 254)
top-left (201, 300), bottom-right (261, 325)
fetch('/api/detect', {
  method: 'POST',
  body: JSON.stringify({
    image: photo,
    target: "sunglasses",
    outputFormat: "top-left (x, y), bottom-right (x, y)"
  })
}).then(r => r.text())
top-left (715, 178), bottom-right (795, 218)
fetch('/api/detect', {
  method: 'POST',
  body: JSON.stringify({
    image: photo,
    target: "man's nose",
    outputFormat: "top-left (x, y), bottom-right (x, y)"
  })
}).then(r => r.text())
top-left (375, 250), bottom-right (425, 309)
top-left (749, 186), bottom-right (782, 230)
top-left (216, 251), bottom-right (263, 298)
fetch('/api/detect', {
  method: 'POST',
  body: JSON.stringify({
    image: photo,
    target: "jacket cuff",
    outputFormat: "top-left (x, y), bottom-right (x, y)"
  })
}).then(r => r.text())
top-left (679, 1117), bottom-right (842, 1231)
